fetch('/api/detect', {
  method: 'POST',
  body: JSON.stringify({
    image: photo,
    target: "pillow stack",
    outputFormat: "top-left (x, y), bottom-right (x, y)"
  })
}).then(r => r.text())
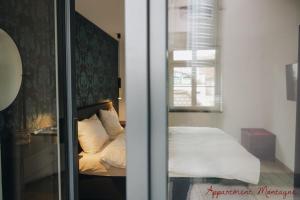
top-left (77, 105), bottom-right (124, 154)
top-left (77, 105), bottom-right (126, 171)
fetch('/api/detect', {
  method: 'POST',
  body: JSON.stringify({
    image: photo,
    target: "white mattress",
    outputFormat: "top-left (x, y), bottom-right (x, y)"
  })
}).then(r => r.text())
top-left (169, 127), bottom-right (260, 184)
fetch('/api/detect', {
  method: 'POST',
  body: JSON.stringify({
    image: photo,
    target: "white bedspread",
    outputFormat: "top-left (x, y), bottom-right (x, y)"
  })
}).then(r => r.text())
top-left (169, 127), bottom-right (260, 184)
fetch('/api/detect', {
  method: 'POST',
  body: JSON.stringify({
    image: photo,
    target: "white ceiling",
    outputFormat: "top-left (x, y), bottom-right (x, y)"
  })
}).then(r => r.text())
top-left (76, 0), bottom-right (125, 40)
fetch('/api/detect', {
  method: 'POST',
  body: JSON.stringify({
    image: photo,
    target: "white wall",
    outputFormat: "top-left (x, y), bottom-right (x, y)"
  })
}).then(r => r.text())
top-left (258, 0), bottom-right (300, 171)
top-left (169, 0), bottom-right (300, 171)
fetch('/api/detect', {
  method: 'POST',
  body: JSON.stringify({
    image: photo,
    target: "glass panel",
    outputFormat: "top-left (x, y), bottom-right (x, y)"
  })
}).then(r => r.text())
top-left (173, 67), bottom-right (192, 106)
top-left (75, 1), bottom-right (126, 199)
top-left (196, 87), bottom-right (215, 107)
top-left (168, 0), bottom-right (300, 200)
top-left (169, 0), bottom-right (220, 111)
top-left (196, 67), bottom-right (215, 86)
top-left (173, 50), bottom-right (193, 61)
top-left (0, 0), bottom-right (61, 199)
top-left (196, 49), bottom-right (216, 60)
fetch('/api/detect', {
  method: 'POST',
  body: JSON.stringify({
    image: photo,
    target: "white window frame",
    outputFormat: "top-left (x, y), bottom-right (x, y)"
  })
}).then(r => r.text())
top-left (168, 0), bottom-right (222, 113)
top-left (169, 51), bottom-right (222, 112)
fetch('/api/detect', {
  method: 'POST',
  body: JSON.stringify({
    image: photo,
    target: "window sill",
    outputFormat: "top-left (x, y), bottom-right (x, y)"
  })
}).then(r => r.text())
top-left (169, 109), bottom-right (223, 113)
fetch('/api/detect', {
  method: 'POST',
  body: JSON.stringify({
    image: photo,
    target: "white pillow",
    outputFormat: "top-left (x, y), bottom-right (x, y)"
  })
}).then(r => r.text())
top-left (78, 114), bottom-right (109, 153)
top-left (99, 107), bottom-right (124, 139)
top-left (100, 133), bottom-right (126, 168)
top-left (79, 151), bottom-right (108, 175)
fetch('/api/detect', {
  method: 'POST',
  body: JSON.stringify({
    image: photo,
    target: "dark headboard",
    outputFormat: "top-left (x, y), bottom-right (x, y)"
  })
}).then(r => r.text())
top-left (77, 100), bottom-right (113, 121)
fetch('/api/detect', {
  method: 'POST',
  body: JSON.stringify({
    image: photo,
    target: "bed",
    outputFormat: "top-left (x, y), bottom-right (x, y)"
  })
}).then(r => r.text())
top-left (77, 101), bottom-right (126, 200)
top-left (77, 102), bottom-right (261, 200)
top-left (169, 126), bottom-right (260, 184)
top-left (169, 126), bottom-right (260, 200)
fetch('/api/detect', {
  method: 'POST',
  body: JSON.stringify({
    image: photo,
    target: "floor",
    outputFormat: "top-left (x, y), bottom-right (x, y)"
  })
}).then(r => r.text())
top-left (186, 160), bottom-right (298, 200)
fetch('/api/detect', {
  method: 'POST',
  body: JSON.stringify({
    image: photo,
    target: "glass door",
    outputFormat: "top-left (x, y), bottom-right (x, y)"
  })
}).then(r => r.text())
top-left (124, 0), bottom-right (300, 200)
top-left (59, 0), bottom-right (300, 199)
top-left (167, 1), bottom-right (300, 200)
top-left (0, 0), bottom-right (74, 199)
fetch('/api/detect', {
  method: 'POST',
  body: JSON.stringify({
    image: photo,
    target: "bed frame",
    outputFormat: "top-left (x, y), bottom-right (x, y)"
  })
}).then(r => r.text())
top-left (77, 101), bottom-right (126, 200)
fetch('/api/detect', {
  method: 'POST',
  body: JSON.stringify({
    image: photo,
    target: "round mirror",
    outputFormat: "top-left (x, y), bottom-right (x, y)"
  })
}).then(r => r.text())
top-left (0, 29), bottom-right (22, 111)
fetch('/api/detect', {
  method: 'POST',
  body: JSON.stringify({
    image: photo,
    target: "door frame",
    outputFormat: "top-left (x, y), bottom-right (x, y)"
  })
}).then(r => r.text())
top-left (125, 0), bottom-right (168, 199)
top-left (125, 0), bottom-right (150, 199)
top-left (64, 0), bottom-right (169, 199)
top-left (148, 0), bottom-right (168, 199)
top-left (294, 26), bottom-right (300, 188)
top-left (57, 0), bottom-right (78, 199)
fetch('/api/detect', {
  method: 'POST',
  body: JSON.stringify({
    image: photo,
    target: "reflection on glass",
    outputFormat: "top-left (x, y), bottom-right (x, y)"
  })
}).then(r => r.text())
top-left (173, 50), bottom-right (193, 61)
top-left (196, 87), bottom-right (215, 107)
top-left (196, 50), bottom-right (216, 60)
top-left (196, 67), bottom-right (215, 107)
top-left (173, 67), bottom-right (192, 107)
top-left (168, 0), bottom-right (299, 200)
top-left (0, 0), bottom-right (60, 200)
top-left (168, 0), bottom-right (220, 112)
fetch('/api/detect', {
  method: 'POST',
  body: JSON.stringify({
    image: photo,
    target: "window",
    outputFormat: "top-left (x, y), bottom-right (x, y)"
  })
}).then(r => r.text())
top-left (168, 0), bottom-right (221, 112)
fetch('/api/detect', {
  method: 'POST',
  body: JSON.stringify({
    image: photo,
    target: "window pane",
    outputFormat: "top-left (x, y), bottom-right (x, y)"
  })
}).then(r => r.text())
top-left (196, 67), bottom-right (215, 86)
top-left (173, 67), bottom-right (192, 85)
top-left (174, 87), bottom-right (192, 106)
top-left (173, 67), bottom-right (192, 106)
top-left (168, 0), bottom-right (300, 200)
top-left (168, 0), bottom-right (220, 111)
top-left (196, 86), bottom-right (215, 107)
top-left (196, 49), bottom-right (216, 60)
top-left (173, 50), bottom-right (193, 61)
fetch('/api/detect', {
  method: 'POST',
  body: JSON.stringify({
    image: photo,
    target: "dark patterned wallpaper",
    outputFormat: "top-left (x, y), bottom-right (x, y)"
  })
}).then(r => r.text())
top-left (0, 0), bottom-right (57, 132)
top-left (75, 13), bottom-right (119, 110)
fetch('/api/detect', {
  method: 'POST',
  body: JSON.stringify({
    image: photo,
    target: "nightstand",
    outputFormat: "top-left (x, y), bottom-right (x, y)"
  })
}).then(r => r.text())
top-left (241, 128), bottom-right (276, 160)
